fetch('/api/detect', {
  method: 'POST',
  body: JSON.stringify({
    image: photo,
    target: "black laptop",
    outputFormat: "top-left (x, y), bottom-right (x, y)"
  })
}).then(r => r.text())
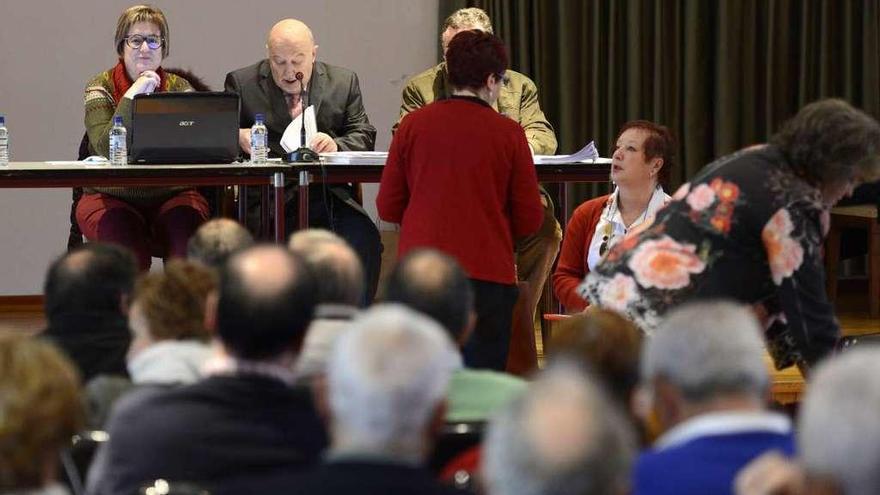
top-left (129, 92), bottom-right (240, 164)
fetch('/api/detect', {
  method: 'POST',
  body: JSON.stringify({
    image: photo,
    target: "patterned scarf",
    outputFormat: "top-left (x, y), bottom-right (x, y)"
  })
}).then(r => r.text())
top-left (110, 59), bottom-right (168, 104)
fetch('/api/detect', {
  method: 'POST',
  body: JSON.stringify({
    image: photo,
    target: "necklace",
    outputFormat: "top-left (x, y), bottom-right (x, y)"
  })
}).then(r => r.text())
top-left (599, 189), bottom-right (654, 256)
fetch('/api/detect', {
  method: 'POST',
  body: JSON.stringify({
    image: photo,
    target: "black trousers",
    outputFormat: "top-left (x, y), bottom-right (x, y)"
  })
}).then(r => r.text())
top-left (285, 187), bottom-right (382, 305)
top-left (462, 279), bottom-right (519, 371)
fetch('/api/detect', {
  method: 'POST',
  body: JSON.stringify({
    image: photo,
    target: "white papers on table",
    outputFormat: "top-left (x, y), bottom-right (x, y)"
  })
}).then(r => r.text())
top-left (280, 105), bottom-right (317, 153)
top-left (534, 140), bottom-right (604, 164)
top-left (319, 151), bottom-right (388, 165)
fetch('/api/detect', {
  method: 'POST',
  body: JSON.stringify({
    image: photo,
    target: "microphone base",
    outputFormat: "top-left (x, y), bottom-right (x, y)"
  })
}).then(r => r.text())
top-left (285, 147), bottom-right (319, 163)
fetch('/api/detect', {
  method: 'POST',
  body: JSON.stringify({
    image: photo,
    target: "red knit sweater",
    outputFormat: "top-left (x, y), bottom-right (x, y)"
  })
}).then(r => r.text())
top-left (552, 194), bottom-right (609, 311)
top-left (377, 97), bottom-right (544, 284)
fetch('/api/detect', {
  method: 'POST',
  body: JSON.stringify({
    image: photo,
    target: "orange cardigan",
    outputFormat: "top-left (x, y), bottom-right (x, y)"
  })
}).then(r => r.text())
top-left (552, 194), bottom-right (609, 311)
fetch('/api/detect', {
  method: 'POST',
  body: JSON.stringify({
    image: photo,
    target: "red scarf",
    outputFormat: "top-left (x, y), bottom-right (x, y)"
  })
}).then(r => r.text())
top-left (110, 60), bottom-right (168, 104)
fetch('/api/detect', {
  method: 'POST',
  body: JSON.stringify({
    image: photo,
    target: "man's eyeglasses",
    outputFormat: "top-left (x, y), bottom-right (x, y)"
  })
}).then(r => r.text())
top-left (124, 35), bottom-right (164, 50)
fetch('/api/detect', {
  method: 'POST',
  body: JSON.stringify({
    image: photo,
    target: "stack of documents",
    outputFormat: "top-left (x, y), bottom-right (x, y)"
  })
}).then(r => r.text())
top-left (534, 141), bottom-right (610, 164)
top-left (319, 151), bottom-right (388, 165)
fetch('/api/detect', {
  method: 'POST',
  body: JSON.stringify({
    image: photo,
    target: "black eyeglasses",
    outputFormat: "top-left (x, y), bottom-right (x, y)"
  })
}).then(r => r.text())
top-left (599, 234), bottom-right (611, 257)
top-left (124, 34), bottom-right (164, 50)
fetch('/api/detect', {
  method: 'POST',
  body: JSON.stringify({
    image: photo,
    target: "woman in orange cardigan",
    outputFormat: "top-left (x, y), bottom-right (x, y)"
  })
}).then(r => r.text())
top-left (553, 121), bottom-right (674, 311)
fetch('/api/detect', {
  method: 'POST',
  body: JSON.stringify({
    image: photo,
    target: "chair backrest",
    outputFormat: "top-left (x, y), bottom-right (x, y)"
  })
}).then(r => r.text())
top-left (59, 430), bottom-right (109, 495)
top-left (428, 421), bottom-right (485, 473)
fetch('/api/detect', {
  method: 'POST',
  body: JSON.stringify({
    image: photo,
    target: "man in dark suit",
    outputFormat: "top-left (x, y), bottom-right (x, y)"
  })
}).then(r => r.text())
top-left (41, 243), bottom-right (137, 383)
top-left (224, 18), bottom-right (381, 302)
top-left (87, 245), bottom-right (328, 495)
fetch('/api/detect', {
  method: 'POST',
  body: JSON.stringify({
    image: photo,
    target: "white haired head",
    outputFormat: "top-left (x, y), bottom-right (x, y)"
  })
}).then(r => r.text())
top-left (642, 300), bottom-right (768, 402)
top-left (799, 347), bottom-right (880, 495)
top-left (326, 304), bottom-right (461, 461)
top-left (483, 361), bottom-right (635, 495)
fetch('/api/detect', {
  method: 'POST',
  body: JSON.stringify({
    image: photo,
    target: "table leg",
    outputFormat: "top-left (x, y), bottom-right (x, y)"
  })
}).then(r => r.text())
top-left (261, 184), bottom-right (270, 240)
top-left (298, 170), bottom-right (310, 229)
top-left (237, 185), bottom-right (248, 224)
top-left (274, 172), bottom-right (285, 243)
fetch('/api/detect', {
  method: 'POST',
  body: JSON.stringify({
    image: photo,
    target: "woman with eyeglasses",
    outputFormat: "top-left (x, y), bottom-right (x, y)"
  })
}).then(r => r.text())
top-left (377, 30), bottom-right (544, 371)
top-left (78, 4), bottom-right (208, 270)
top-left (553, 121), bottom-right (673, 312)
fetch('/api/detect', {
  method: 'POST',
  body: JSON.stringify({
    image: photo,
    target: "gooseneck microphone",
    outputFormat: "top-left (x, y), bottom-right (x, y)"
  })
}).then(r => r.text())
top-left (287, 71), bottom-right (319, 162)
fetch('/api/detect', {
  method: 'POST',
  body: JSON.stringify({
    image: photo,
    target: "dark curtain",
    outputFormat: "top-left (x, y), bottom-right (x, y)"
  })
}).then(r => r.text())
top-left (440, 0), bottom-right (880, 209)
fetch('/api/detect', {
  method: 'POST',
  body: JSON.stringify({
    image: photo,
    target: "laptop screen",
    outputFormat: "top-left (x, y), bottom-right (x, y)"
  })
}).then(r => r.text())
top-left (130, 92), bottom-right (240, 164)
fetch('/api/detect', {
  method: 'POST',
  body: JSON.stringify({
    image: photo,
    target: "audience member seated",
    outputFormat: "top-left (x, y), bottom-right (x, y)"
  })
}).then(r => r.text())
top-left (0, 335), bottom-right (85, 495)
top-left (78, 4), bottom-right (208, 271)
top-left (288, 304), bottom-right (465, 495)
top-left (288, 229), bottom-right (364, 383)
top-left (633, 301), bottom-right (794, 495)
top-left (483, 361), bottom-right (635, 495)
top-left (584, 100), bottom-right (880, 372)
top-left (798, 347), bottom-right (880, 495)
top-left (377, 30), bottom-right (544, 371)
top-left (87, 245), bottom-right (327, 495)
top-left (41, 243), bottom-right (137, 383)
top-left (385, 248), bottom-right (526, 422)
top-left (85, 260), bottom-right (217, 428)
top-left (186, 218), bottom-right (255, 269)
top-left (553, 120), bottom-right (673, 312)
top-left (547, 309), bottom-right (645, 439)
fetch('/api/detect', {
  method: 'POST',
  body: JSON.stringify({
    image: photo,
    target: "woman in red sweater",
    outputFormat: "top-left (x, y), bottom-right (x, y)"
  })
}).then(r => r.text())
top-left (553, 121), bottom-right (674, 311)
top-left (377, 30), bottom-right (544, 370)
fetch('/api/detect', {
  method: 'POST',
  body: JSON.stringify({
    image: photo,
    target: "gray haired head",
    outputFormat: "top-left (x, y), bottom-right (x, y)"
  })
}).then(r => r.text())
top-left (799, 347), bottom-right (880, 495)
top-left (483, 360), bottom-right (635, 495)
top-left (642, 300), bottom-right (768, 402)
top-left (288, 229), bottom-right (365, 306)
top-left (326, 304), bottom-right (461, 461)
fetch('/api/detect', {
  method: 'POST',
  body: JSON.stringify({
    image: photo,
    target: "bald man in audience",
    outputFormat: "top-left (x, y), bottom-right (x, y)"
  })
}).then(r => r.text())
top-left (396, 7), bottom-right (560, 333)
top-left (225, 19), bottom-right (381, 301)
top-left (385, 248), bottom-right (526, 422)
top-left (483, 362), bottom-right (635, 495)
top-left (186, 218), bottom-right (255, 268)
top-left (289, 304), bottom-right (466, 495)
top-left (41, 243), bottom-right (137, 383)
top-left (634, 301), bottom-right (794, 495)
top-left (288, 229), bottom-right (364, 382)
top-left (88, 245), bottom-right (327, 495)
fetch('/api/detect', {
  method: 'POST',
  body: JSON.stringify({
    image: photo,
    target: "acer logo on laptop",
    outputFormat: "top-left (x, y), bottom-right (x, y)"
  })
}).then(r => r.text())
top-left (179, 120), bottom-right (196, 127)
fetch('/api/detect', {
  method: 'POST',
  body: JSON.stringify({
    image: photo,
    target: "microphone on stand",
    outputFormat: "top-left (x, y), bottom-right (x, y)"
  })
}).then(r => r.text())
top-left (287, 71), bottom-right (319, 163)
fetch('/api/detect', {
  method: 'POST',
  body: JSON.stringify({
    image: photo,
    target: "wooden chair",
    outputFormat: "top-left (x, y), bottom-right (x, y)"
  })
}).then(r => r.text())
top-left (824, 204), bottom-right (880, 318)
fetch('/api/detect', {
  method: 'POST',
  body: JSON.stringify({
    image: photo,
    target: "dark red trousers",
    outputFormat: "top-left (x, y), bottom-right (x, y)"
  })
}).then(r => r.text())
top-left (76, 190), bottom-right (209, 270)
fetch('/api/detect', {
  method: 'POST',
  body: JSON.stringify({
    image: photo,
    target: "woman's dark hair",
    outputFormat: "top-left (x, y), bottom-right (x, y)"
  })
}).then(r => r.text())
top-left (770, 98), bottom-right (880, 185)
top-left (616, 120), bottom-right (676, 188)
top-left (446, 30), bottom-right (508, 91)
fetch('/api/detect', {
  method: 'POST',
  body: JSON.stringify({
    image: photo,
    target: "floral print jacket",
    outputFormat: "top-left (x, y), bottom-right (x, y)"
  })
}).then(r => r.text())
top-left (581, 146), bottom-right (839, 369)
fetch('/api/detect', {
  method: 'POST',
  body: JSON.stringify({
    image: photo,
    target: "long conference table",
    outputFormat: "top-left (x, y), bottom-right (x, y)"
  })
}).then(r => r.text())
top-left (0, 158), bottom-right (612, 242)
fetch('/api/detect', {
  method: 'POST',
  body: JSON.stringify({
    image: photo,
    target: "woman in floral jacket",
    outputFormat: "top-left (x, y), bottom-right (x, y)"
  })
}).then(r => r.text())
top-left (582, 99), bottom-right (880, 370)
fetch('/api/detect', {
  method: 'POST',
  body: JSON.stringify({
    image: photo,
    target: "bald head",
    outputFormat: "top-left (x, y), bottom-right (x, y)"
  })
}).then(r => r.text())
top-left (44, 243), bottom-right (137, 320)
top-left (216, 245), bottom-right (317, 359)
top-left (266, 18), bottom-right (318, 95)
top-left (289, 229), bottom-right (365, 306)
top-left (187, 218), bottom-right (254, 269)
top-left (385, 249), bottom-right (473, 341)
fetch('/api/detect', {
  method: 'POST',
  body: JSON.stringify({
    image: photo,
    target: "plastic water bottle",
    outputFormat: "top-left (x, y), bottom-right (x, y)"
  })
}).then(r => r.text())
top-left (250, 113), bottom-right (268, 164)
top-left (0, 115), bottom-right (8, 166)
top-left (109, 116), bottom-right (127, 166)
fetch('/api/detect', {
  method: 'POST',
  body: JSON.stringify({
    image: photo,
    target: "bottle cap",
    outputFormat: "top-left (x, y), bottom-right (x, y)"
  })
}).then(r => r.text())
top-left (255, 113), bottom-right (265, 123)
top-left (0, 115), bottom-right (5, 125)
top-left (113, 116), bottom-right (123, 125)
